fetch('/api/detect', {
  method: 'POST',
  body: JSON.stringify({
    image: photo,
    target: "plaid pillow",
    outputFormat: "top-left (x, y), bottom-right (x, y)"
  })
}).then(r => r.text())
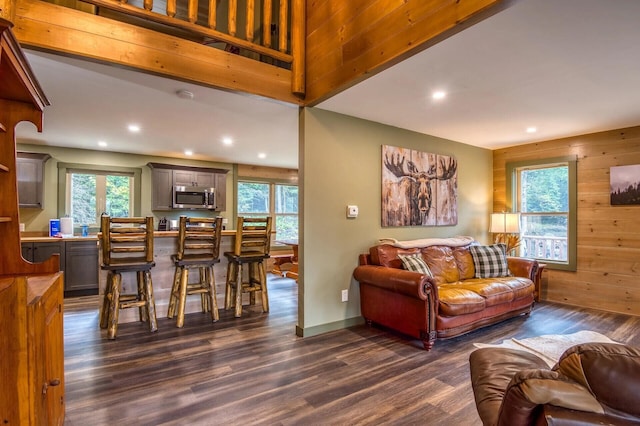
top-left (398, 253), bottom-right (433, 278)
top-left (469, 244), bottom-right (510, 278)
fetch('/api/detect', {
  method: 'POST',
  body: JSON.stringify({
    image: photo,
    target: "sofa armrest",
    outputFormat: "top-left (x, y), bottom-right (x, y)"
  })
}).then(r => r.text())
top-left (353, 265), bottom-right (435, 300)
top-left (507, 257), bottom-right (538, 281)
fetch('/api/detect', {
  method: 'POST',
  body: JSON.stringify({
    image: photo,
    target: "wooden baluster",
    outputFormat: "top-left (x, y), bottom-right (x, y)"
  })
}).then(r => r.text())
top-left (246, 0), bottom-right (254, 42)
top-left (188, 0), bottom-right (198, 23)
top-left (263, 0), bottom-right (272, 47)
top-left (143, 0), bottom-right (152, 11)
top-left (166, 0), bottom-right (176, 18)
top-left (228, 0), bottom-right (237, 37)
top-left (291, 0), bottom-right (304, 97)
top-left (208, 0), bottom-right (217, 29)
top-left (278, 0), bottom-right (288, 52)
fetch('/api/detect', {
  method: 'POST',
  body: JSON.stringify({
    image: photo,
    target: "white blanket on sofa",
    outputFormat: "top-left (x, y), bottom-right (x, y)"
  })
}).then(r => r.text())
top-left (378, 235), bottom-right (475, 249)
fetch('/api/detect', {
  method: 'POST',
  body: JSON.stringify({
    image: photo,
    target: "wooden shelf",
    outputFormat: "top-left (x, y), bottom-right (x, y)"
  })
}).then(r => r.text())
top-left (0, 217), bottom-right (12, 222)
top-left (0, 122), bottom-right (6, 132)
top-left (0, 163), bottom-right (9, 172)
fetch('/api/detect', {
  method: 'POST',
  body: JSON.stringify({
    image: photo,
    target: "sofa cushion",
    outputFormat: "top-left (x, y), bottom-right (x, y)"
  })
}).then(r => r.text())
top-left (422, 246), bottom-right (460, 284)
top-left (370, 245), bottom-right (420, 269)
top-left (398, 253), bottom-right (433, 277)
top-left (452, 280), bottom-right (515, 306)
top-left (453, 247), bottom-right (475, 280)
top-left (437, 285), bottom-right (486, 316)
top-left (470, 244), bottom-right (510, 278)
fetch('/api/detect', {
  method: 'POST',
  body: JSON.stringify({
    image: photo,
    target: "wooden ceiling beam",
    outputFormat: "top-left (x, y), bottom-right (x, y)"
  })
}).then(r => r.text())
top-left (11, 0), bottom-right (302, 105)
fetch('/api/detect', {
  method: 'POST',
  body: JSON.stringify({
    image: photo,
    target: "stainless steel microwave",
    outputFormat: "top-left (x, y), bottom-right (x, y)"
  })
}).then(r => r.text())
top-left (173, 185), bottom-right (215, 209)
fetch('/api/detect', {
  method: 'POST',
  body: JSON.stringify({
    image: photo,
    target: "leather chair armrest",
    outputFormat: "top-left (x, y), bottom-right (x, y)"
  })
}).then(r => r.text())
top-left (507, 257), bottom-right (538, 281)
top-left (353, 265), bottom-right (435, 300)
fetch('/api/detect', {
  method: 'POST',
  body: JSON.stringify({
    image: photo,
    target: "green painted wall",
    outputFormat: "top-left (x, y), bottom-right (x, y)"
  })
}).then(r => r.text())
top-left (16, 143), bottom-right (232, 234)
top-left (298, 108), bottom-right (493, 335)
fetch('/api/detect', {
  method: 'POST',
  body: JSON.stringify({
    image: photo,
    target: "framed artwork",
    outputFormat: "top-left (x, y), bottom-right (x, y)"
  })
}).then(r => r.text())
top-left (381, 144), bottom-right (457, 227)
top-left (610, 164), bottom-right (640, 205)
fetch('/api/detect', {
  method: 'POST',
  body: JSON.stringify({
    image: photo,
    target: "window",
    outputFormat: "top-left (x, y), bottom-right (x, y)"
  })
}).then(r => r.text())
top-left (238, 181), bottom-right (298, 240)
top-left (507, 157), bottom-right (577, 271)
top-left (58, 163), bottom-right (142, 228)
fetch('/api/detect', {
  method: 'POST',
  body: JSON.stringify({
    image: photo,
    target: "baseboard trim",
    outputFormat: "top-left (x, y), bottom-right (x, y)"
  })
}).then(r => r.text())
top-left (296, 316), bottom-right (365, 337)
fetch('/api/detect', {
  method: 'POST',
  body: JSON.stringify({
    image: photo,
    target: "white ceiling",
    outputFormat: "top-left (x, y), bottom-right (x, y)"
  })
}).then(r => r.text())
top-left (16, 0), bottom-right (640, 169)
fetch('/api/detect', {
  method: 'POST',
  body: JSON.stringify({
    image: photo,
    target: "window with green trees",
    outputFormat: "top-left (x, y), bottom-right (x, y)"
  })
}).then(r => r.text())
top-left (68, 171), bottom-right (133, 226)
top-left (238, 181), bottom-right (298, 240)
top-left (507, 157), bottom-right (576, 271)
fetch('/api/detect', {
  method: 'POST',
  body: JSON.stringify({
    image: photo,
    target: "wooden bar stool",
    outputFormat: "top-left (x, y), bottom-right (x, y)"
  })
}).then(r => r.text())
top-left (99, 216), bottom-right (157, 340)
top-left (224, 216), bottom-right (272, 317)
top-left (167, 216), bottom-right (223, 328)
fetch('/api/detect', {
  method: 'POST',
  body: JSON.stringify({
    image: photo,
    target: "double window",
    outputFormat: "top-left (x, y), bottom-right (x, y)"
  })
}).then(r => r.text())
top-left (58, 163), bottom-right (141, 228)
top-left (507, 157), bottom-right (577, 271)
top-left (237, 181), bottom-right (298, 241)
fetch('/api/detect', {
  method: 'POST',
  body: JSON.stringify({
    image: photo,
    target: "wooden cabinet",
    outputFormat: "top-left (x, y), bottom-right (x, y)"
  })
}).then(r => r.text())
top-left (215, 172), bottom-right (227, 212)
top-left (173, 169), bottom-right (215, 188)
top-left (150, 167), bottom-right (173, 211)
top-left (148, 162), bottom-right (229, 211)
top-left (0, 274), bottom-right (65, 425)
top-left (64, 240), bottom-right (99, 294)
top-left (17, 152), bottom-right (51, 209)
top-left (22, 241), bottom-right (64, 267)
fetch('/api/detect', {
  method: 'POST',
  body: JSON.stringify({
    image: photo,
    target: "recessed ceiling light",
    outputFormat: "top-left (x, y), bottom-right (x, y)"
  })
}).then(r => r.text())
top-left (98, 141), bottom-right (107, 147)
top-left (432, 91), bottom-right (447, 100)
top-left (258, 153), bottom-right (267, 159)
top-left (128, 124), bottom-right (141, 133)
top-left (526, 127), bottom-right (537, 133)
top-left (184, 150), bottom-right (193, 156)
top-left (222, 137), bottom-right (233, 146)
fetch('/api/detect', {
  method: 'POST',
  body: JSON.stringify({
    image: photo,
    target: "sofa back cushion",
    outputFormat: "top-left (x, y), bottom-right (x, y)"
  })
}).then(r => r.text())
top-left (370, 245), bottom-right (420, 269)
top-left (453, 247), bottom-right (475, 280)
top-left (422, 246), bottom-right (460, 283)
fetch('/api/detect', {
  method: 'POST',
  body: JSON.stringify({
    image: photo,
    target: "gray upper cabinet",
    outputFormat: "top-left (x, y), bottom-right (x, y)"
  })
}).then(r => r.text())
top-left (17, 152), bottom-right (50, 209)
top-left (148, 162), bottom-right (228, 211)
top-left (150, 167), bottom-right (173, 211)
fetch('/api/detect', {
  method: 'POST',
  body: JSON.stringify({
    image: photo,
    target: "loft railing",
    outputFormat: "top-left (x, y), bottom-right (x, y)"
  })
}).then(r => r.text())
top-left (70, 0), bottom-right (304, 96)
top-left (520, 235), bottom-right (568, 262)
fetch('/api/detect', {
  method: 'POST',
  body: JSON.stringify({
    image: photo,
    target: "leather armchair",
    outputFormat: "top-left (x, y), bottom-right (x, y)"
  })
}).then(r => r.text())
top-left (469, 342), bottom-right (640, 425)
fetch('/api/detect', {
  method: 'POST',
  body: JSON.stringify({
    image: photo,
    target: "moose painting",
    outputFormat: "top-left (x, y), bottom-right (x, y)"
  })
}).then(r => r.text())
top-left (381, 145), bottom-right (458, 227)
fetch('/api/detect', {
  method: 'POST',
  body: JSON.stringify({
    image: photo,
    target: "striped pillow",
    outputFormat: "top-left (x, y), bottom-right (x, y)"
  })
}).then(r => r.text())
top-left (398, 253), bottom-right (433, 277)
top-left (469, 244), bottom-right (510, 278)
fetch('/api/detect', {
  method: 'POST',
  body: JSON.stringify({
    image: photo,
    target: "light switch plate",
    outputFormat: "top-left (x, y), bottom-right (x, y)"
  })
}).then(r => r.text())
top-left (347, 205), bottom-right (358, 218)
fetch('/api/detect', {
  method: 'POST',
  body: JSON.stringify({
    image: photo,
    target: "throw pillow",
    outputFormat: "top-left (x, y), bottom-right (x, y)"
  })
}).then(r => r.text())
top-left (469, 244), bottom-right (510, 278)
top-left (398, 253), bottom-right (433, 278)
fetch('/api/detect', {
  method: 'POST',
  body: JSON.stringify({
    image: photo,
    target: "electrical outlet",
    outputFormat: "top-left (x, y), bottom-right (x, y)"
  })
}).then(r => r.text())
top-left (341, 289), bottom-right (348, 302)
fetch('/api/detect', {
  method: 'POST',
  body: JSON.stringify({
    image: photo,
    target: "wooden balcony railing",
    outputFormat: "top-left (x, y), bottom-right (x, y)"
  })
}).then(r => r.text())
top-left (520, 235), bottom-right (568, 262)
top-left (73, 0), bottom-right (305, 96)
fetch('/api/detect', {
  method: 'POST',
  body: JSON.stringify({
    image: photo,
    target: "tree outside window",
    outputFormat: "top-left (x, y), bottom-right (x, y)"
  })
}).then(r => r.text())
top-left (238, 181), bottom-right (298, 241)
top-left (69, 172), bottom-right (132, 226)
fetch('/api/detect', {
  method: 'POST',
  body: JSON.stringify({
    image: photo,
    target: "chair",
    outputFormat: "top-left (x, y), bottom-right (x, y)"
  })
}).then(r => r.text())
top-left (99, 216), bottom-right (157, 340)
top-left (469, 342), bottom-right (640, 425)
top-left (224, 216), bottom-right (272, 317)
top-left (167, 216), bottom-right (223, 328)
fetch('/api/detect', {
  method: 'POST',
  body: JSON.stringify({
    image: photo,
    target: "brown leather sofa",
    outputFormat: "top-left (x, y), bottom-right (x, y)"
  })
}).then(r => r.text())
top-left (469, 342), bottom-right (640, 425)
top-left (353, 242), bottom-right (537, 350)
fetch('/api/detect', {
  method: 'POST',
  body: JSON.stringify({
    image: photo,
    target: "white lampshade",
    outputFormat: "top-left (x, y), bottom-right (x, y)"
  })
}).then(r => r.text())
top-left (489, 212), bottom-right (521, 233)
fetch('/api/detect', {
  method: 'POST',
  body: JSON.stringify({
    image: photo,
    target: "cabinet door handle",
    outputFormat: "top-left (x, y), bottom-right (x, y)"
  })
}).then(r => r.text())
top-left (42, 378), bottom-right (61, 395)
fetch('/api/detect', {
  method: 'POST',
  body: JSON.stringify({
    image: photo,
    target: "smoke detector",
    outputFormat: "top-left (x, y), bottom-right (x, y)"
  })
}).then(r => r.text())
top-left (176, 89), bottom-right (194, 99)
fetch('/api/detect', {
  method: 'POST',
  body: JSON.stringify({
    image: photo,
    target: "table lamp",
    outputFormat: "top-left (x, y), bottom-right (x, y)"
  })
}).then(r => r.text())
top-left (490, 212), bottom-right (521, 255)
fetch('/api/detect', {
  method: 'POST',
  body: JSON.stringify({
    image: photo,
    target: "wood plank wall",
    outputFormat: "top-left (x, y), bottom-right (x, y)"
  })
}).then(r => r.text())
top-left (493, 125), bottom-right (640, 316)
top-left (304, 0), bottom-right (502, 105)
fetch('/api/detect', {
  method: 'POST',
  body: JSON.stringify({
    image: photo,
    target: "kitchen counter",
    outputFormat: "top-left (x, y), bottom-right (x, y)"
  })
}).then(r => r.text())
top-left (21, 229), bottom-right (238, 243)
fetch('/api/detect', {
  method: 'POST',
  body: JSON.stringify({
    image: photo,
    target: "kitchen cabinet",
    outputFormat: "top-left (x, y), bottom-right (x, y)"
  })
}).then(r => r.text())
top-left (22, 241), bottom-right (64, 268)
top-left (148, 162), bottom-right (229, 211)
top-left (173, 169), bottom-right (215, 187)
top-left (150, 167), bottom-right (173, 211)
top-left (215, 172), bottom-right (227, 212)
top-left (64, 240), bottom-right (99, 294)
top-left (17, 152), bottom-right (51, 209)
top-left (0, 273), bottom-right (65, 425)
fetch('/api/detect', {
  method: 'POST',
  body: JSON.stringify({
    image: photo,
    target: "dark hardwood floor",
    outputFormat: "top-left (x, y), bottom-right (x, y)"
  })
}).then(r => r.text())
top-left (63, 275), bottom-right (640, 425)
